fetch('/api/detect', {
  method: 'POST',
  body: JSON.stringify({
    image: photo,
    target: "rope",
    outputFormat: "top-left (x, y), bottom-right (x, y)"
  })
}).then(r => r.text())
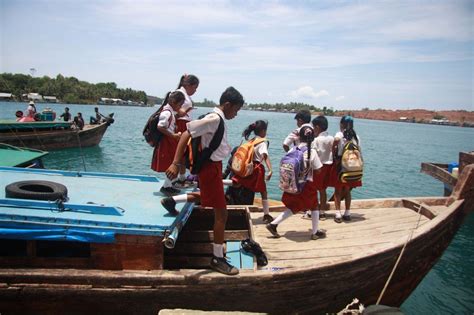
top-left (376, 202), bottom-right (424, 304)
top-left (75, 129), bottom-right (87, 171)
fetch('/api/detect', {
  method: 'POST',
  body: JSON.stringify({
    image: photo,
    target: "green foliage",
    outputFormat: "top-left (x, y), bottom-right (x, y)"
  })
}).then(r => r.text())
top-left (433, 114), bottom-right (445, 120)
top-left (0, 73), bottom-right (148, 105)
top-left (246, 102), bottom-right (334, 115)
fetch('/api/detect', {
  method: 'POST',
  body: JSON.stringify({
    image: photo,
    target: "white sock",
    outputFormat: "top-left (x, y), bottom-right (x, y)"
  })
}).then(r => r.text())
top-left (311, 210), bottom-right (320, 234)
top-left (172, 194), bottom-right (188, 203)
top-left (178, 173), bottom-right (186, 181)
top-left (222, 179), bottom-right (233, 186)
top-left (262, 199), bottom-right (270, 215)
top-left (213, 243), bottom-right (224, 258)
top-left (335, 210), bottom-right (342, 219)
top-left (163, 177), bottom-right (173, 188)
top-left (271, 209), bottom-right (293, 225)
top-left (344, 209), bottom-right (351, 216)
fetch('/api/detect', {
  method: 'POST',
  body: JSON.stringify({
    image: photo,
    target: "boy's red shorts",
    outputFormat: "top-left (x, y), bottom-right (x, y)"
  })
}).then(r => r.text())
top-left (199, 161), bottom-right (226, 209)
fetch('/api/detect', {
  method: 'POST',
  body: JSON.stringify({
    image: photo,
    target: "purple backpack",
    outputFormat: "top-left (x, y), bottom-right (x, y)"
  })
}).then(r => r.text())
top-left (279, 146), bottom-right (308, 194)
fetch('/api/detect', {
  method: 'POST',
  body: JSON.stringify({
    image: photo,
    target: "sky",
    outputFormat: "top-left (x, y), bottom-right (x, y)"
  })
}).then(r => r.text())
top-left (0, 0), bottom-right (473, 110)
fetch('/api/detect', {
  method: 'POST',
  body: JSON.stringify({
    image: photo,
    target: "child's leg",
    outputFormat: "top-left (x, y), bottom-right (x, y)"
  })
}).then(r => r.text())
top-left (343, 187), bottom-right (352, 217)
top-left (266, 208), bottom-right (292, 238)
top-left (261, 191), bottom-right (269, 215)
top-left (178, 163), bottom-right (186, 181)
top-left (319, 189), bottom-right (327, 211)
top-left (334, 188), bottom-right (342, 222)
top-left (161, 192), bottom-right (200, 215)
top-left (213, 207), bottom-right (228, 256)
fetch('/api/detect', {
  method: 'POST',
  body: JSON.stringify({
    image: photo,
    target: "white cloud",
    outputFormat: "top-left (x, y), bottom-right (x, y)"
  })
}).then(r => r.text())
top-left (335, 96), bottom-right (345, 101)
top-left (290, 86), bottom-right (329, 100)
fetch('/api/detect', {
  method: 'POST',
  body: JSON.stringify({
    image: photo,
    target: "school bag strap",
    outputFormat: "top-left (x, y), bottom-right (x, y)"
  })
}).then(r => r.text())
top-left (206, 113), bottom-right (225, 153)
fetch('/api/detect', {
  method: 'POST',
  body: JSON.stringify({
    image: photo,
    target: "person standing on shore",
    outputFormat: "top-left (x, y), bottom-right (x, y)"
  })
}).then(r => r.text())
top-left (164, 87), bottom-right (244, 276)
top-left (174, 74), bottom-right (200, 187)
top-left (282, 109), bottom-right (312, 152)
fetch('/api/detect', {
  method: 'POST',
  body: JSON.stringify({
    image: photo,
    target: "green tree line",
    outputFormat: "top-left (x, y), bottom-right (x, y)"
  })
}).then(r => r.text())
top-left (0, 73), bottom-right (148, 104)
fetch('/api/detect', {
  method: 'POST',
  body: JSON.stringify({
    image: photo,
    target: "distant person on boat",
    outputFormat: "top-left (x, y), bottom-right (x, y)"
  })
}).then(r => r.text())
top-left (282, 109), bottom-right (312, 152)
top-left (231, 120), bottom-right (274, 224)
top-left (330, 115), bottom-right (362, 223)
top-left (26, 101), bottom-right (37, 119)
top-left (266, 126), bottom-right (326, 240)
top-left (60, 107), bottom-right (71, 122)
top-left (73, 112), bottom-right (85, 130)
top-left (174, 74), bottom-right (200, 188)
top-left (151, 91), bottom-right (185, 196)
top-left (163, 86), bottom-right (244, 276)
top-left (301, 116), bottom-right (334, 221)
top-left (90, 107), bottom-right (106, 124)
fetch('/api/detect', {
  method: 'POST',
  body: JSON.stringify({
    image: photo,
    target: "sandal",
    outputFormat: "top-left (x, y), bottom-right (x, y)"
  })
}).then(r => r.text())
top-left (241, 238), bottom-right (268, 266)
top-left (334, 216), bottom-right (342, 223)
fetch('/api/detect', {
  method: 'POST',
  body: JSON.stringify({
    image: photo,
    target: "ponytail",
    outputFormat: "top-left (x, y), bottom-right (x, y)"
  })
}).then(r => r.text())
top-left (242, 120), bottom-right (268, 140)
top-left (299, 126), bottom-right (315, 166)
top-left (159, 91), bottom-right (171, 112)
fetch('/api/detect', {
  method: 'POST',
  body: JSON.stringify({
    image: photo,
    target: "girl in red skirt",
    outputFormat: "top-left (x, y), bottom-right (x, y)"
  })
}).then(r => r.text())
top-left (266, 126), bottom-right (326, 240)
top-left (151, 91), bottom-right (185, 196)
top-left (175, 74), bottom-right (200, 186)
top-left (232, 120), bottom-right (273, 223)
top-left (330, 116), bottom-right (362, 223)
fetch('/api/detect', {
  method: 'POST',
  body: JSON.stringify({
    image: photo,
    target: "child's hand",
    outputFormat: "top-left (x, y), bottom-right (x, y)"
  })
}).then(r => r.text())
top-left (173, 132), bottom-right (182, 140)
top-left (165, 163), bottom-right (179, 180)
top-left (266, 170), bottom-right (273, 181)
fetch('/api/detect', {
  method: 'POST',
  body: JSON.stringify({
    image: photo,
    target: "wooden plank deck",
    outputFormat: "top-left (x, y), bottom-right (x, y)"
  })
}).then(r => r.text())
top-left (248, 206), bottom-right (431, 271)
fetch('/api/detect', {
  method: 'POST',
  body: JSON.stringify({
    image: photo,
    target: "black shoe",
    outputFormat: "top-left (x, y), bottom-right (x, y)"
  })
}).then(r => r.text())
top-left (262, 214), bottom-right (274, 224)
top-left (301, 211), bottom-right (312, 220)
top-left (311, 229), bottom-right (327, 240)
top-left (241, 238), bottom-right (268, 266)
top-left (160, 186), bottom-right (181, 196)
top-left (161, 197), bottom-right (179, 216)
top-left (266, 223), bottom-right (280, 238)
top-left (319, 212), bottom-right (327, 220)
top-left (342, 215), bottom-right (351, 221)
top-left (334, 216), bottom-right (342, 223)
top-left (210, 256), bottom-right (239, 275)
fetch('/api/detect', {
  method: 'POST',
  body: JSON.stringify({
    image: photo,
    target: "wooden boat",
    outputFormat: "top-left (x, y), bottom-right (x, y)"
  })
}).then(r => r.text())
top-left (0, 153), bottom-right (472, 315)
top-left (0, 143), bottom-right (48, 168)
top-left (0, 119), bottom-right (112, 151)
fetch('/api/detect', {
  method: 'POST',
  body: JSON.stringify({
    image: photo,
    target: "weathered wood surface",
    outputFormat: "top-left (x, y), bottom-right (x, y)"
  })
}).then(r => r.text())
top-left (0, 122), bottom-right (110, 150)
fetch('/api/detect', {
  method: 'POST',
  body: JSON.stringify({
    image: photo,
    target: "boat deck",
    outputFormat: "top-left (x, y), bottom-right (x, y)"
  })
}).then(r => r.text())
top-left (249, 205), bottom-right (432, 271)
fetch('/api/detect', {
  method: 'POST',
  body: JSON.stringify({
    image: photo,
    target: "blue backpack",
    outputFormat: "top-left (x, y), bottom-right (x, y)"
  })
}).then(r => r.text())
top-left (279, 146), bottom-right (308, 194)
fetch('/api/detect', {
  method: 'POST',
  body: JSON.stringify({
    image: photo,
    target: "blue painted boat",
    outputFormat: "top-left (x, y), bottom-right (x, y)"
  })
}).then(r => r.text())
top-left (0, 143), bottom-right (48, 168)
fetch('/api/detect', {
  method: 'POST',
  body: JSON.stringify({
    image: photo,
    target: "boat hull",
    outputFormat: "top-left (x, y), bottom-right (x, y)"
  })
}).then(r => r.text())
top-left (0, 196), bottom-right (468, 315)
top-left (0, 123), bottom-right (109, 150)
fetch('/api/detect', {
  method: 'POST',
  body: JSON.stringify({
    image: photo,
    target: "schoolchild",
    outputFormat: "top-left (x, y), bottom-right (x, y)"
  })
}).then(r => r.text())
top-left (310, 115), bottom-right (334, 219)
top-left (266, 126), bottom-right (326, 240)
top-left (330, 115), bottom-right (362, 223)
top-left (164, 86), bottom-right (244, 276)
top-left (174, 74), bottom-right (200, 187)
top-left (232, 120), bottom-right (274, 223)
top-left (282, 109), bottom-right (312, 152)
top-left (150, 90), bottom-right (185, 196)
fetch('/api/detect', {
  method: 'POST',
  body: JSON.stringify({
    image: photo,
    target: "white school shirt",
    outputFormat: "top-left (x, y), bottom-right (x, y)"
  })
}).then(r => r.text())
top-left (157, 104), bottom-right (176, 133)
top-left (294, 142), bottom-right (322, 182)
top-left (252, 136), bottom-right (269, 164)
top-left (176, 86), bottom-right (193, 122)
top-left (282, 123), bottom-right (313, 148)
top-left (312, 131), bottom-right (334, 165)
top-left (186, 107), bottom-right (231, 162)
top-left (335, 131), bottom-right (361, 156)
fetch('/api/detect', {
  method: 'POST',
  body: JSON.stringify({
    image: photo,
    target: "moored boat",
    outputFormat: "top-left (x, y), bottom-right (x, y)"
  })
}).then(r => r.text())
top-left (0, 143), bottom-right (48, 168)
top-left (0, 118), bottom-right (113, 150)
top-left (0, 153), bottom-right (472, 314)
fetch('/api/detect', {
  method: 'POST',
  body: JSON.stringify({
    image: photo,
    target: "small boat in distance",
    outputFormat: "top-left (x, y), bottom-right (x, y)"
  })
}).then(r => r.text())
top-left (0, 114), bottom-right (113, 151)
top-left (0, 143), bottom-right (48, 168)
top-left (0, 153), bottom-right (472, 314)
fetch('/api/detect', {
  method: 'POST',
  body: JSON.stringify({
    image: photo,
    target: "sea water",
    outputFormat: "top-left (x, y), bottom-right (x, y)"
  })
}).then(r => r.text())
top-left (1, 101), bottom-right (473, 314)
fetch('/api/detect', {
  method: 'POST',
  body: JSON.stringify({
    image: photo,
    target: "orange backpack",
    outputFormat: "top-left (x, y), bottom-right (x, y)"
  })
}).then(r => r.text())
top-left (231, 138), bottom-right (267, 178)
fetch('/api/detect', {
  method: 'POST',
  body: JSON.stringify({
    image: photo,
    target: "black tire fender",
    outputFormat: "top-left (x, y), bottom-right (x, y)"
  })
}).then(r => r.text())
top-left (5, 180), bottom-right (68, 201)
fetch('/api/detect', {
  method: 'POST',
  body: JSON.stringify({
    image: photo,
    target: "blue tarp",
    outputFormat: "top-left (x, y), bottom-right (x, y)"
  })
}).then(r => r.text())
top-left (0, 226), bottom-right (116, 243)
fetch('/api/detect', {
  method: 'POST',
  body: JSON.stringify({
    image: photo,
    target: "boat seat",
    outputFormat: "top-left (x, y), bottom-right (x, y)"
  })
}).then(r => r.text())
top-left (402, 199), bottom-right (436, 220)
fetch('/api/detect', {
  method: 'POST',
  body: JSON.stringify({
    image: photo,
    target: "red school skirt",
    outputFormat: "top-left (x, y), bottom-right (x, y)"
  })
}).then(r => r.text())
top-left (282, 173), bottom-right (319, 214)
top-left (176, 119), bottom-right (189, 133)
top-left (150, 136), bottom-right (178, 172)
top-left (199, 161), bottom-right (226, 209)
top-left (312, 164), bottom-right (332, 191)
top-left (232, 162), bottom-right (266, 193)
top-left (328, 161), bottom-right (362, 189)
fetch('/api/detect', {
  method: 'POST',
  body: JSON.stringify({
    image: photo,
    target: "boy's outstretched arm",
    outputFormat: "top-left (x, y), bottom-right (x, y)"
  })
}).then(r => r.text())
top-left (165, 131), bottom-right (191, 179)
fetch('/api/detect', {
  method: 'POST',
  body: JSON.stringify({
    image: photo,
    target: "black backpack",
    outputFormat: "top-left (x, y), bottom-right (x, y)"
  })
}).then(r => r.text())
top-left (143, 106), bottom-right (172, 147)
top-left (185, 113), bottom-right (224, 175)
